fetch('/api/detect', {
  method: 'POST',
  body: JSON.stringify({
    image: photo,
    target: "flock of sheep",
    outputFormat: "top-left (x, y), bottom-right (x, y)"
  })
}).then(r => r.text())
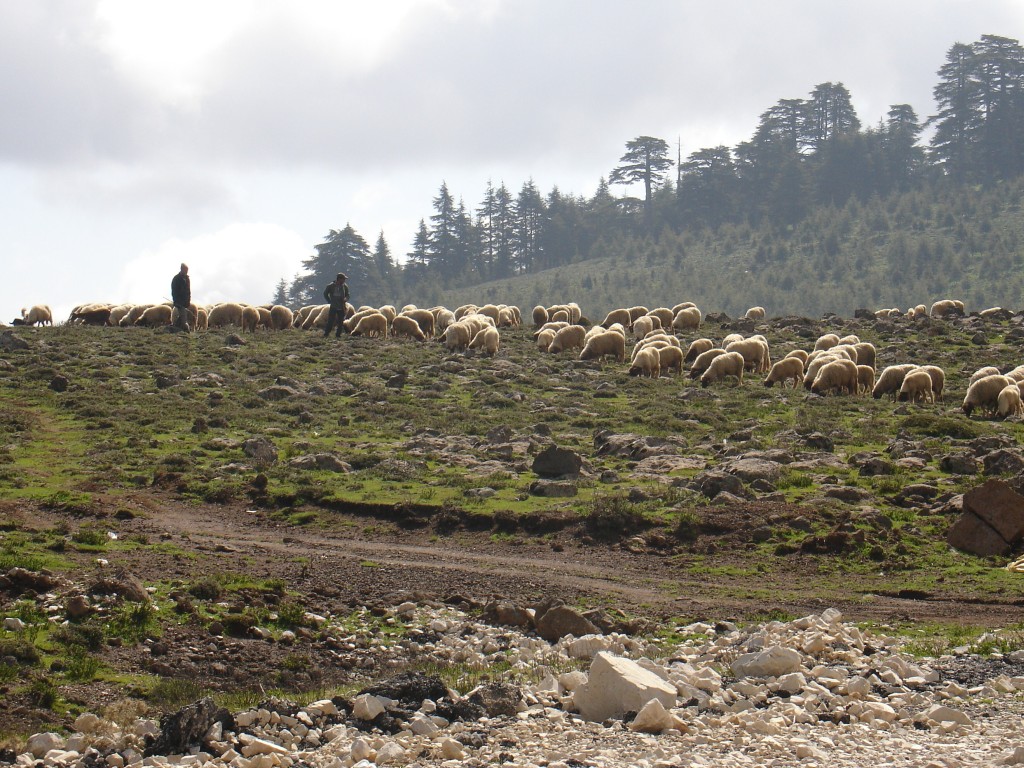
top-left (10, 296), bottom-right (1023, 420)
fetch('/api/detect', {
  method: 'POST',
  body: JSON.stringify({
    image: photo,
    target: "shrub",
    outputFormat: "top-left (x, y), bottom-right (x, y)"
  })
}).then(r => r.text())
top-left (585, 494), bottom-right (648, 539)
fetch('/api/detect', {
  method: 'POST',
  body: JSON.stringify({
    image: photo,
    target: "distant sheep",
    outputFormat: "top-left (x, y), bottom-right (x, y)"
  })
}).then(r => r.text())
top-left (21, 305), bottom-right (53, 326)
top-left (532, 305), bottom-right (548, 327)
top-left (579, 330), bottom-right (626, 363)
top-left (969, 366), bottom-right (1001, 385)
top-left (897, 370), bottom-right (934, 403)
top-left (392, 315), bottom-right (427, 341)
top-left (814, 333), bottom-right (840, 352)
top-left (744, 306), bottom-right (765, 321)
top-left (871, 364), bottom-right (918, 400)
top-left (672, 306), bottom-right (702, 331)
top-left (351, 313), bottom-right (388, 338)
top-left (208, 303), bottom-right (245, 328)
top-left (468, 326), bottom-right (500, 356)
top-left (784, 349), bottom-right (810, 365)
top-left (136, 304), bottom-right (173, 327)
top-left (856, 365), bottom-right (875, 394)
top-left (998, 385), bottom-right (1024, 419)
top-left (444, 322), bottom-right (473, 352)
top-left (647, 307), bottom-right (675, 329)
top-left (656, 346), bottom-right (684, 376)
top-left (632, 316), bottom-right (659, 339)
top-left (930, 299), bottom-right (965, 318)
top-left (916, 365), bottom-right (946, 402)
top-left (810, 359), bottom-right (858, 396)
top-left (701, 351), bottom-right (744, 387)
top-left (803, 353), bottom-right (842, 390)
top-left (601, 308), bottom-right (632, 328)
top-left (689, 348), bottom-right (726, 379)
top-left (547, 325), bottom-right (587, 354)
top-left (400, 309), bottom-right (435, 339)
top-left (241, 306), bottom-right (260, 333)
top-left (725, 338), bottom-right (769, 373)
top-left (763, 357), bottom-right (804, 388)
top-left (629, 346), bottom-right (661, 378)
top-left (852, 342), bottom-right (877, 371)
top-left (721, 333), bottom-right (744, 348)
top-left (963, 374), bottom-right (1014, 417)
top-left (536, 328), bottom-right (556, 351)
top-left (269, 305), bottom-right (294, 330)
top-left (684, 338), bottom-right (714, 364)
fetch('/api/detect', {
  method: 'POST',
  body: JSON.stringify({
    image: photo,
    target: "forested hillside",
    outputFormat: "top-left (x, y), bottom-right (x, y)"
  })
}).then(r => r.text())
top-left (276, 33), bottom-right (1024, 317)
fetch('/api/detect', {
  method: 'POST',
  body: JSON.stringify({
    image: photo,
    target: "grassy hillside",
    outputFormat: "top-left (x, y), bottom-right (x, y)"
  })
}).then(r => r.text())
top-left (433, 180), bottom-right (1024, 321)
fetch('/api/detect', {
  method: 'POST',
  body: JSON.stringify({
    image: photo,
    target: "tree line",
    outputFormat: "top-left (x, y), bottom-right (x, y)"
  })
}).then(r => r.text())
top-left (276, 33), bottom-right (1024, 311)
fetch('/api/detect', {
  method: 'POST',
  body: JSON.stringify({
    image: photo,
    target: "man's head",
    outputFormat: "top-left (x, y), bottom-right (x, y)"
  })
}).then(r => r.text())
top-left (180, 263), bottom-right (189, 275)
top-left (336, 273), bottom-right (347, 282)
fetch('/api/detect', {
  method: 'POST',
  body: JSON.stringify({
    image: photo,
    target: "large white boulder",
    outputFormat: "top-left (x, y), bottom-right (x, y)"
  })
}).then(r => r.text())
top-left (731, 645), bottom-right (802, 678)
top-left (574, 652), bottom-right (677, 722)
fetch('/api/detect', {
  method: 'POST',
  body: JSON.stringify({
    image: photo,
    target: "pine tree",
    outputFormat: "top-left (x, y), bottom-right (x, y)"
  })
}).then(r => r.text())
top-left (290, 224), bottom-right (370, 306)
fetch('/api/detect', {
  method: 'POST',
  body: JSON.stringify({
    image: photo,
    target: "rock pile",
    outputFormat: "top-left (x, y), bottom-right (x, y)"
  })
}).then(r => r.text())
top-left (7, 606), bottom-right (1024, 767)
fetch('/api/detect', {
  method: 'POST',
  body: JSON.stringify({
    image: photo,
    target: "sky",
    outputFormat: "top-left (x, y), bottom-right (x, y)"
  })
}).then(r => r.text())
top-left (2, 1), bottom-right (1023, 321)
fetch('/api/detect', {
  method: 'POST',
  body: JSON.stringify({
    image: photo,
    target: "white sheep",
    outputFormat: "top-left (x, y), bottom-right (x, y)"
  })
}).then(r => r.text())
top-left (701, 351), bottom-right (744, 387)
top-left (999, 385), bottom-right (1024, 418)
top-left (269, 305), bottom-right (294, 330)
top-left (897, 370), bottom-right (934, 403)
top-left (725, 338), bottom-right (769, 373)
top-left (136, 304), bottom-right (173, 327)
top-left (763, 357), bottom-right (804, 388)
top-left (20, 305), bottom-right (53, 326)
top-left (579, 330), bottom-right (626, 363)
top-left (963, 374), bottom-right (1014, 417)
top-left (547, 325), bottom-right (587, 354)
top-left (813, 333), bottom-right (840, 351)
top-left (392, 315), bottom-right (426, 341)
top-left (536, 328), bottom-right (556, 352)
top-left (970, 366), bottom-right (1001, 385)
top-left (602, 308), bottom-right (632, 328)
top-left (629, 346), bottom-right (661, 378)
top-left (684, 338), bottom-right (714, 363)
top-left (632, 316), bottom-right (658, 339)
top-left (916, 364), bottom-right (946, 402)
top-left (871, 364), bottom-right (918, 400)
top-left (852, 342), bottom-right (877, 370)
top-left (351, 312), bottom-right (388, 338)
top-left (208, 302), bottom-right (246, 328)
top-left (930, 299), bottom-right (965, 318)
top-left (468, 325), bottom-right (500, 355)
top-left (647, 308), bottom-right (675, 329)
top-left (241, 306), bottom-right (260, 332)
top-left (784, 349), bottom-right (810, 365)
top-left (803, 353), bottom-right (843, 389)
top-left (838, 334), bottom-right (860, 345)
top-left (444, 321), bottom-right (473, 352)
top-left (721, 333), bottom-right (744, 348)
top-left (743, 306), bottom-right (765, 320)
top-left (672, 306), bottom-right (702, 331)
top-left (400, 308), bottom-right (436, 338)
top-left (689, 348), bottom-right (726, 379)
top-left (810, 359), bottom-right (858, 396)
top-left (657, 345), bottom-right (684, 376)
top-left (856, 365), bottom-right (875, 394)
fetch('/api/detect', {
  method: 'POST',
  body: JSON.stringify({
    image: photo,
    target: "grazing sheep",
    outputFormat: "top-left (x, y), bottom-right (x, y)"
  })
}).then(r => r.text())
top-left (1004, 365), bottom-right (1024, 383)
top-left (601, 308), bottom-right (632, 328)
top-left (784, 349), bottom-right (810, 365)
top-left (684, 338), bottom-right (714, 363)
top-left (963, 374), bottom-right (1014, 417)
top-left (532, 305), bottom-right (548, 327)
top-left (399, 308), bottom-right (435, 339)
top-left (547, 324), bottom-right (587, 354)
top-left (656, 345), bottom-right (684, 376)
top-left (241, 306), bottom-right (260, 333)
top-left (689, 348), bottom-right (727, 379)
top-left (856, 365), bottom-right (875, 394)
top-left (392, 315), bottom-right (427, 341)
top-left (469, 325), bottom-right (500, 355)
top-left (351, 312), bottom-right (388, 338)
top-left (550, 309), bottom-right (570, 323)
top-left (915, 364), bottom-right (946, 402)
top-left (194, 307), bottom-right (208, 331)
top-left (579, 330), bottom-right (626, 363)
top-left (980, 306), bottom-right (1004, 318)
top-left (852, 342), bottom-right (877, 371)
top-left (208, 302), bottom-right (245, 328)
top-left (930, 299), bottom-right (965, 318)
top-left (803, 353), bottom-right (842, 389)
top-left (998, 385), bottom-right (1024, 418)
top-left (69, 303), bottom-right (113, 325)
top-left (444, 321), bottom-right (473, 352)
top-left (970, 366), bottom-right (1001, 385)
top-left (627, 306), bottom-right (649, 323)
top-left (897, 370), bottom-right (935, 403)
top-left (303, 305), bottom-right (332, 330)
top-left (672, 306), bottom-right (702, 331)
top-left (838, 334), bottom-right (860, 345)
top-left (810, 359), bottom-right (858, 396)
top-left (871, 364), bottom-right (918, 400)
top-left (477, 304), bottom-right (500, 323)
top-left (136, 304), bottom-right (173, 327)
top-left (108, 305), bottom-right (131, 326)
top-left (293, 305), bottom-right (320, 327)
top-left (744, 306), bottom-right (765, 320)
top-left (269, 305), bottom-right (294, 330)
top-left (671, 301), bottom-right (697, 313)
top-left (535, 321), bottom-right (569, 339)
top-left (344, 307), bottom-right (382, 332)
top-left (21, 305), bottom-right (53, 326)
top-left (496, 307), bottom-right (516, 328)
top-left (763, 357), bottom-right (804, 388)
top-left (647, 307), bottom-right (675, 329)
top-left (536, 328), bottom-right (556, 351)
top-left (629, 346), bottom-right (661, 378)
top-left (632, 316), bottom-right (658, 339)
top-left (701, 351), bottom-right (744, 387)
top-left (431, 308), bottom-right (456, 334)
top-left (377, 305), bottom-right (398, 324)
top-left (813, 333), bottom-right (840, 351)
top-left (725, 338), bottom-right (769, 373)
top-left (721, 333), bottom-right (744, 348)
top-left (631, 339), bottom-right (672, 361)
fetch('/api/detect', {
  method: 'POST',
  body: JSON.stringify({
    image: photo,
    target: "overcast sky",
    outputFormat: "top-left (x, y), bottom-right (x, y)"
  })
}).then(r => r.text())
top-left (2, 1), bottom-right (1022, 321)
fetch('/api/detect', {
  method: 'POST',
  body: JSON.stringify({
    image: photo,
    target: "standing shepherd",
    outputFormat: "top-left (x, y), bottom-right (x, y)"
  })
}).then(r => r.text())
top-left (323, 273), bottom-right (350, 338)
top-left (171, 263), bottom-right (192, 331)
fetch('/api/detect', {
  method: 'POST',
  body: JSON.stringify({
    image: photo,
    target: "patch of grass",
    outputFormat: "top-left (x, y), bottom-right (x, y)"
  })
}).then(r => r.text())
top-left (106, 602), bottom-right (158, 644)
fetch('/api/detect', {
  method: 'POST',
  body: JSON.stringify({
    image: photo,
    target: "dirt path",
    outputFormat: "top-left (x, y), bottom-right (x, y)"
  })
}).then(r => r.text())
top-left (104, 492), bottom-right (1024, 627)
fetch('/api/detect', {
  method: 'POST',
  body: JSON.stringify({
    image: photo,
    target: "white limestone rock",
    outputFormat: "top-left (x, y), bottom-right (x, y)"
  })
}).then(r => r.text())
top-left (575, 652), bottom-right (677, 722)
top-left (27, 733), bottom-right (64, 759)
top-left (731, 645), bottom-right (802, 679)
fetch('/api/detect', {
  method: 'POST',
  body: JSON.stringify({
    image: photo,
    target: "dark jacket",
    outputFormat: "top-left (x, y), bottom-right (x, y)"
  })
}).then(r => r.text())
top-left (324, 281), bottom-right (350, 310)
top-left (171, 272), bottom-right (191, 306)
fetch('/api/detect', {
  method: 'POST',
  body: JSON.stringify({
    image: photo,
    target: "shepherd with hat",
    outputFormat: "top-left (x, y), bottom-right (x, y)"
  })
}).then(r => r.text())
top-left (323, 272), bottom-right (350, 338)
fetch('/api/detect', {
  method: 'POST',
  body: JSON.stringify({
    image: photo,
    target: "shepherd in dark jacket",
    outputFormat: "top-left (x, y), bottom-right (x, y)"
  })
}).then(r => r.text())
top-left (171, 263), bottom-right (192, 331)
top-left (323, 273), bottom-right (350, 338)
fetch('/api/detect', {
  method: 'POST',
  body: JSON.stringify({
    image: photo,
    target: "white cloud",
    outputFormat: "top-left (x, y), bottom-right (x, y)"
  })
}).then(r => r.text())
top-left (117, 223), bottom-right (309, 307)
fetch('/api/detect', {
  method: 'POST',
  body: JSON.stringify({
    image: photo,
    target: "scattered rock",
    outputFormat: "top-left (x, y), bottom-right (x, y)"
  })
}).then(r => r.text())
top-left (144, 698), bottom-right (234, 757)
top-left (532, 446), bottom-right (583, 478)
